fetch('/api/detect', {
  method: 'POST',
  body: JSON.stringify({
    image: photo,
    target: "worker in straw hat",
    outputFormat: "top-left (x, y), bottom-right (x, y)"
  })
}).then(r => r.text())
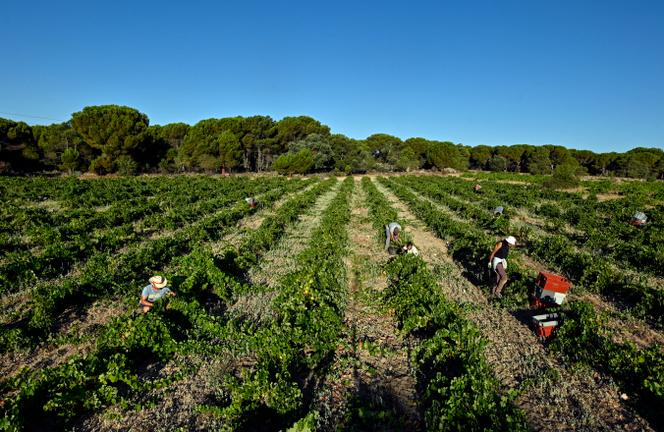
top-left (139, 275), bottom-right (175, 313)
top-left (488, 236), bottom-right (517, 298)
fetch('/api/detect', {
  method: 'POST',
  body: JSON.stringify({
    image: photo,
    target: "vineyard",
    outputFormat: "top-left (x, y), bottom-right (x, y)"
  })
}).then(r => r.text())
top-left (0, 173), bottom-right (663, 431)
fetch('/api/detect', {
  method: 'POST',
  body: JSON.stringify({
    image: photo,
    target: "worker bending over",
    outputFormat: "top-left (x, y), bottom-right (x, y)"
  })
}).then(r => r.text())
top-left (139, 275), bottom-right (176, 313)
top-left (488, 236), bottom-right (516, 298)
top-left (385, 222), bottom-right (401, 251)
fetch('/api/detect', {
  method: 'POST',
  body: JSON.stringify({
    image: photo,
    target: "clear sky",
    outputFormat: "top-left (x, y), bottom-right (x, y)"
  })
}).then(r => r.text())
top-left (1, 0), bottom-right (663, 153)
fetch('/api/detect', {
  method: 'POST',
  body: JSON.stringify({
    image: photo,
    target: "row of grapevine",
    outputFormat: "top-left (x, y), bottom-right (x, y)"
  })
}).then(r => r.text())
top-left (0, 177), bottom-right (308, 293)
top-left (0, 178), bottom-right (343, 431)
top-left (439, 175), bottom-right (664, 279)
top-left (0, 176), bottom-right (222, 250)
top-left (1, 175), bottom-right (205, 207)
top-left (549, 301), bottom-right (664, 431)
top-left (0, 178), bottom-right (321, 353)
top-left (380, 176), bottom-right (664, 429)
top-left (362, 178), bottom-right (529, 431)
top-left (211, 177), bottom-right (354, 429)
top-left (397, 175), bottom-right (664, 329)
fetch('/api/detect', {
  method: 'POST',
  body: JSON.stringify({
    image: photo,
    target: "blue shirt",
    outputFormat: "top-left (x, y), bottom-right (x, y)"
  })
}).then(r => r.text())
top-left (140, 285), bottom-right (171, 304)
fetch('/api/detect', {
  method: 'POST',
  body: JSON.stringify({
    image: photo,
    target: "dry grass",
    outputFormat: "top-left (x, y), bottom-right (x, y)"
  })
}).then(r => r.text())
top-left (247, 182), bottom-right (341, 289)
top-left (227, 182), bottom-right (342, 324)
top-left (76, 353), bottom-right (234, 432)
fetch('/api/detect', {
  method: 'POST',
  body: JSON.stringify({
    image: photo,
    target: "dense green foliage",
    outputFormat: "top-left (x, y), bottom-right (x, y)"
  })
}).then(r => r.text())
top-left (71, 105), bottom-right (150, 174)
top-left (273, 148), bottom-right (315, 175)
top-left (2, 106), bottom-right (663, 177)
top-left (384, 255), bottom-right (529, 431)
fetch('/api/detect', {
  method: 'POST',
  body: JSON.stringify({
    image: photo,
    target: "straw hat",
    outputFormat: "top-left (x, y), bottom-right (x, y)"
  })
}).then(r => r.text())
top-left (505, 236), bottom-right (516, 246)
top-left (149, 275), bottom-right (168, 288)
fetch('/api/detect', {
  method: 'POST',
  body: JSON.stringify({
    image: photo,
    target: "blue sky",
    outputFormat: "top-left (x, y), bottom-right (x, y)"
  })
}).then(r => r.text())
top-left (1, 0), bottom-right (663, 153)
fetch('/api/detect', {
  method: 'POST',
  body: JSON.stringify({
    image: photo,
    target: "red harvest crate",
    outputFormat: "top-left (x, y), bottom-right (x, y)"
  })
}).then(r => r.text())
top-left (531, 313), bottom-right (560, 338)
top-left (536, 272), bottom-right (571, 294)
top-left (531, 271), bottom-right (572, 308)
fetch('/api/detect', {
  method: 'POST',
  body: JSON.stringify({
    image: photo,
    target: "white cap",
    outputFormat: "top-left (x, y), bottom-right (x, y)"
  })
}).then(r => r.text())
top-left (505, 236), bottom-right (516, 245)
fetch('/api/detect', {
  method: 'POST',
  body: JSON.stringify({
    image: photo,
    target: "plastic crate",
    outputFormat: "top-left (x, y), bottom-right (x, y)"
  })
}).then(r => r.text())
top-left (532, 272), bottom-right (571, 308)
top-left (531, 313), bottom-right (560, 338)
top-left (535, 272), bottom-right (571, 294)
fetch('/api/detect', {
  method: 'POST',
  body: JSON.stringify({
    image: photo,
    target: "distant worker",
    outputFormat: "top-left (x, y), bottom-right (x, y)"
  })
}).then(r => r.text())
top-left (139, 275), bottom-right (175, 313)
top-left (629, 211), bottom-right (647, 227)
top-left (402, 241), bottom-right (420, 256)
top-left (488, 236), bottom-right (517, 298)
top-left (494, 206), bottom-right (504, 216)
top-left (473, 184), bottom-right (482, 193)
top-left (245, 197), bottom-right (258, 209)
top-left (385, 222), bottom-right (402, 252)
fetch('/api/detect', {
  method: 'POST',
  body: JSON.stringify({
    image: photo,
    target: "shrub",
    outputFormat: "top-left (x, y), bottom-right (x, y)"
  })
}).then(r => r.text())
top-left (543, 164), bottom-right (580, 189)
top-left (60, 147), bottom-right (80, 174)
top-left (273, 148), bottom-right (315, 175)
top-left (115, 155), bottom-right (137, 176)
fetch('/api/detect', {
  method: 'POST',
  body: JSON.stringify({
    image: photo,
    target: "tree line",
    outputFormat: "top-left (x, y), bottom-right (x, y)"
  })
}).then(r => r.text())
top-left (1, 105), bottom-right (662, 179)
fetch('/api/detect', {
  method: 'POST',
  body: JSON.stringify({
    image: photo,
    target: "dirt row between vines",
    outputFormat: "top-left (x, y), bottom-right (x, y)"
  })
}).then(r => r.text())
top-left (312, 179), bottom-right (420, 431)
top-left (373, 179), bottom-right (654, 432)
top-left (228, 181), bottom-right (342, 323)
top-left (246, 181), bottom-right (340, 288)
top-left (433, 188), bottom-right (664, 349)
top-left (0, 183), bottom-right (321, 385)
top-left (77, 179), bottom-right (343, 432)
